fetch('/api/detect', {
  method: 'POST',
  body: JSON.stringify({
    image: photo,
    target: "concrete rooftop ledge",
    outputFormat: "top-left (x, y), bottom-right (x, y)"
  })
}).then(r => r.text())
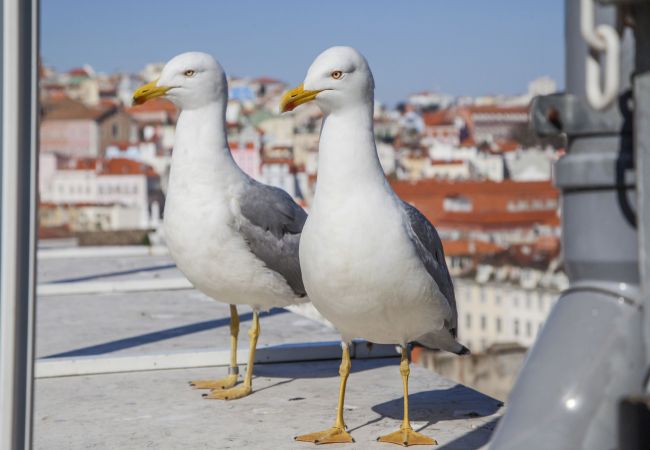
top-left (33, 248), bottom-right (504, 448)
top-left (35, 340), bottom-right (399, 378)
top-left (34, 359), bottom-right (503, 450)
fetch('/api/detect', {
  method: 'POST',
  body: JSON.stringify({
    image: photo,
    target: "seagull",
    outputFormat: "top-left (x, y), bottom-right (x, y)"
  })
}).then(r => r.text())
top-left (133, 52), bottom-right (308, 400)
top-left (280, 46), bottom-right (469, 446)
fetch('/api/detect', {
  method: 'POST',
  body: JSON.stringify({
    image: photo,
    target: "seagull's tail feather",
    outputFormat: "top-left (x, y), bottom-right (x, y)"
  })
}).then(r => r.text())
top-left (456, 344), bottom-right (471, 355)
top-left (414, 330), bottom-right (471, 356)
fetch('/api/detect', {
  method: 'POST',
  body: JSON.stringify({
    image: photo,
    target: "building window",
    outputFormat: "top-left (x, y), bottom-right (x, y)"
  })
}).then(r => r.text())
top-left (496, 318), bottom-right (502, 334)
top-left (525, 292), bottom-right (532, 309)
top-left (112, 123), bottom-right (119, 138)
top-left (480, 290), bottom-right (486, 303)
top-left (514, 319), bottom-right (520, 336)
top-left (526, 321), bottom-right (532, 337)
top-left (465, 313), bottom-right (471, 329)
top-left (443, 195), bottom-right (472, 212)
top-left (495, 293), bottom-right (501, 305)
top-left (480, 315), bottom-right (486, 331)
top-left (513, 295), bottom-right (519, 308)
top-left (538, 296), bottom-right (545, 311)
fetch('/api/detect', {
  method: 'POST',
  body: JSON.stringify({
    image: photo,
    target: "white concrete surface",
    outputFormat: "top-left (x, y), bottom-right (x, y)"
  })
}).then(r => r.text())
top-left (34, 359), bottom-right (503, 450)
top-left (33, 247), bottom-right (502, 449)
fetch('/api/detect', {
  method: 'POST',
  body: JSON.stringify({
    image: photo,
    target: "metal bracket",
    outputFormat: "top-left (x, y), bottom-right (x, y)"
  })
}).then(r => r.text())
top-left (530, 92), bottom-right (631, 137)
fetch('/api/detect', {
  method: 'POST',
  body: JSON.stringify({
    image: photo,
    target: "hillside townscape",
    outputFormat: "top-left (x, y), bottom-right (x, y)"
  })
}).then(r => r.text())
top-left (38, 62), bottom-right (566, 352)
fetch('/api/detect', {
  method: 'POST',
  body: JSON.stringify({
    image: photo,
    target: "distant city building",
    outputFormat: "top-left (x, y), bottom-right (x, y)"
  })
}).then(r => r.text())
top-left (528, 76), bottom-right (557, 98)
top-left (230, 140), bottom-right (262, 180)
top-left (408, 91), bottom-right (454, 111)
top-left (39, 153), bottom-right (162, 231)
top-left (392, 179), bottom-right (560, 246)
top-left (40, 98), bottom-right (136, 158)
top-left (455, 279), bottom-right (561, 351)
top-left (139, 62), bottom-right (165, 82)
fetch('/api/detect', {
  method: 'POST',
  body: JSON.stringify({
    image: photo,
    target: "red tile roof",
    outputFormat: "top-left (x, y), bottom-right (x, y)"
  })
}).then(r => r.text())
top-left (230, 142), bottom-right (257, 150)
top-left (126, 98), bottom-right (177, 116)
top-left (392, 179), bottom-right (557, 196)
top-left (100, 158), bottom-right (157, 176)
top-left (393, 179), bottom-right (560, 231)
top-left (63, 157), bottom-right (157, 177)
top-left (42, 98), bottom-right (116, 121)
top-left (430, 159), bottom-right (465, 165)
top-left (253, 76), bottom-right (283, 85)
top-left (68, 67), bottom-right (90, 77)
top-left (38, 225), bottom-right (71, 239)
top-left (442, 239), bottom-right (505, 257)
top-left (461, 105), bottom-right (529, 115)
top-left (437, 210), bottom-right (560, 230)
top-left (422, 110), bottom-right (453, 127)
top-left (492, 138), bottom-right (520, 152)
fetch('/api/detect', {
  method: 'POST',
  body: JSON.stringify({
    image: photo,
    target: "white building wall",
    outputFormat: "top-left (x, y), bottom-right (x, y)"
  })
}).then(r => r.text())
top-left (40, 169), bottom-right (150, 229)
top-left (261, 164), bottom-right (296, 197)
top-left (455, 279), bottom-right (558, 352)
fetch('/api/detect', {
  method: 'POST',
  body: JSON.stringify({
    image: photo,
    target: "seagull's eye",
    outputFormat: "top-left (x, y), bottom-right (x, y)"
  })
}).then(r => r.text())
top-left (184, 70), bottom-right (196, 77)
top-left (331, 70), bottom-right (343, 80)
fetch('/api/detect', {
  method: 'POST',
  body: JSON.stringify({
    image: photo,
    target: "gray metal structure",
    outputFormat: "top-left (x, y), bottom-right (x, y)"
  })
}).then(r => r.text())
top-left (0, 0), bottom-right (39, 449)
top-left (488, 1), bottom-right (650, 449)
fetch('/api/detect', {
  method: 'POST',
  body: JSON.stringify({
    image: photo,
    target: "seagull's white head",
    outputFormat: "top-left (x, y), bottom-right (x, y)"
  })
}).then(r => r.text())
top-left (132, 52), bottom-right (227, 110)
top-left (280, 46), bottom-right (374, 114)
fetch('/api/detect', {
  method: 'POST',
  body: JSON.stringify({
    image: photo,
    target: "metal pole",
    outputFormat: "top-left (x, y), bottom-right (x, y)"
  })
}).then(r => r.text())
top-left (632, 1), bottom-right (650, 381)
top-left (0, 0), bottom-right (39, 448)
top-left (488, 1), bottom-right (647, 449)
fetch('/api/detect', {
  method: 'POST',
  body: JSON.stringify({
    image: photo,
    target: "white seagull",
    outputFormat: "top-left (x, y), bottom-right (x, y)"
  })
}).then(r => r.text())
top-left (280, 46), bottom-right (468, 446)
top-left (133, 52), bottom-right (308, 400)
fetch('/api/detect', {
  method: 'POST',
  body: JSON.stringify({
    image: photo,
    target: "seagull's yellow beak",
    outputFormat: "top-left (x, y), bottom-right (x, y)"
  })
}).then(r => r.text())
top-left (132, 79), bottom-right (172, 105)
top-left (279, 84), bottom-right (322, 112)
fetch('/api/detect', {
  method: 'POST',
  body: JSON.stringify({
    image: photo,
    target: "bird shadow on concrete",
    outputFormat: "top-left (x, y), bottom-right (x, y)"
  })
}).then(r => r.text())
top-left (45, 263), bottom-right (177, 284)
top-left (253, 357), bottom-right (399, 380)
top-left (44, 308), bottom-right (288, 358)
top-left (367, 384), bottom-right (502, 437)
top-left (437, 417), bottom-right (500, 450)
top-left (341, 384), bottom-right (501, 449)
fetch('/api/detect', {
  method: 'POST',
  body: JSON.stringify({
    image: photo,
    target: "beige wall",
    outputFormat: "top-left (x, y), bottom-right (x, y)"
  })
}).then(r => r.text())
top-left (455, 279), bottom-right (558, 352)
top-left (98, 111), bottom-right (135, 155)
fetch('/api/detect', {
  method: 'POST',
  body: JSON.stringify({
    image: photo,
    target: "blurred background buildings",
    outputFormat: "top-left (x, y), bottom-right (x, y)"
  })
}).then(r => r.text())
top-left (37, 60), bottom-right (565, 360)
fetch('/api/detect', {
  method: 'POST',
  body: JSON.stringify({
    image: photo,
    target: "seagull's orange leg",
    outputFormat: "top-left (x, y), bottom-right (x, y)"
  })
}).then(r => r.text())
top-left (377, 347), bottom-right (437, 446)
top-left (190, 304), bottom-right (240, 390)
top-left (295, 342), bottom-right (355, 444)
top-left (203, 310), bottom-right (258, 400)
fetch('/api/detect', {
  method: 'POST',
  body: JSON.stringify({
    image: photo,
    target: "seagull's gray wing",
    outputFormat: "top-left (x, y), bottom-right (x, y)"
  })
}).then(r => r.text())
top-left (401, 200), bottom-right (458, 333)
top-left (238, 181), bottom-right (307, 297)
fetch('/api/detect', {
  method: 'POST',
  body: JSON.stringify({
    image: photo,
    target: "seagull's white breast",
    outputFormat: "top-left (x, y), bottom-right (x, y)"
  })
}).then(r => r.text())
top-left (300, 186), bottom-right (449, 345)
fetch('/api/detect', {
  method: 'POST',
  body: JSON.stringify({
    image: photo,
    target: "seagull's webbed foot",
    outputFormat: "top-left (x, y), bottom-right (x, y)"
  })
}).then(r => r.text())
top-left (202, 383), bottom-right (252, 400)
top-left (377, 426), bottom-right (437, 447)
top-left (295, 426), bottom-right (354, 445)
top-left (189, 373), bottom-right (238, 390)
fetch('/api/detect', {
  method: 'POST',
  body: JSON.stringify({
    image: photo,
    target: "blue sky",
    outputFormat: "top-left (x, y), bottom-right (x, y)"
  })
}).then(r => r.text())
top-left (41, 0), bottom-right (564, 105)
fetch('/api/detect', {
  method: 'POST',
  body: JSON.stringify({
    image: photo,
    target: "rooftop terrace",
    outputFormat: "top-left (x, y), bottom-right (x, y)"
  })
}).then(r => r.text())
top-left (34, 244), bottom-right (504, 449)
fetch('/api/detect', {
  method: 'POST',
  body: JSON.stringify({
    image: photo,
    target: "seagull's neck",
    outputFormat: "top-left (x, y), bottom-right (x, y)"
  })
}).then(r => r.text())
top-left (315, 102), bottom-right (387, 197)
top-left (171, 101), bottom-right (246, 191)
